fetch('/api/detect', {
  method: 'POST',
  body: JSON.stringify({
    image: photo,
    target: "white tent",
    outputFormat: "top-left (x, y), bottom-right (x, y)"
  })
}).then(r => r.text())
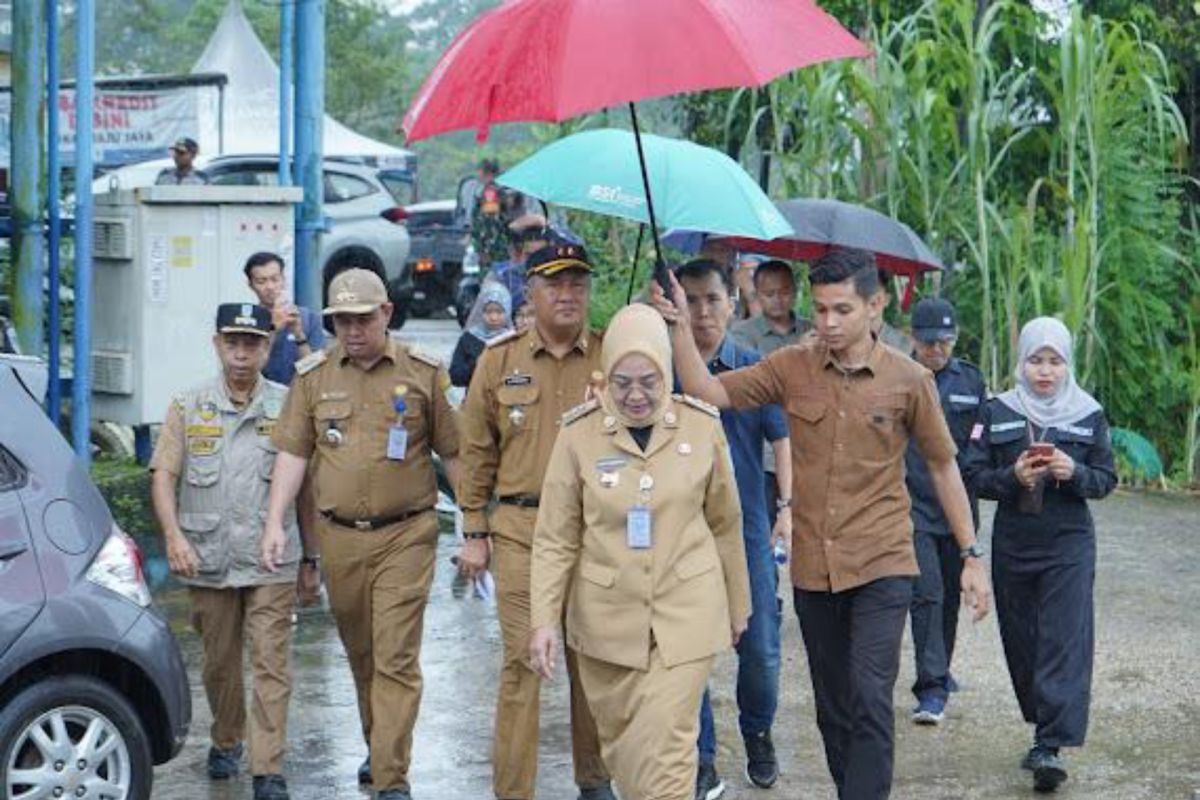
top-left (193, 0), bottom-right (413, 161)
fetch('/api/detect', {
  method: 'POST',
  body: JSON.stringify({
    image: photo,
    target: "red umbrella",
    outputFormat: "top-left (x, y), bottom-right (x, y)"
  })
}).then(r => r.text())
top-left (401, 0), bottom-right (870, 284)
top-left (402, 0), bottom-right (869, 143)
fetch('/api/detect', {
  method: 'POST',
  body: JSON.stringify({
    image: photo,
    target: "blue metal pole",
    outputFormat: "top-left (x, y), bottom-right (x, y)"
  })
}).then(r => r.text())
top-left (293, 0), bottom-right (325, 310)
top-left (73, 0), bottom-right (95, 463)
top-left (279, 0), bottom-right (294, 186)
top-left (47, 0), bottom-right (63, 424)
top-left (11, 0), bottom-right (44, 358)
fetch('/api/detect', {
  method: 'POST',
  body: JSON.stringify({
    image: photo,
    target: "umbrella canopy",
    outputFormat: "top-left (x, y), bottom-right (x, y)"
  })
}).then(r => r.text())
top-left (723, 198), bottom-right (945, 277)
top-left (402, 0), bottom-right (869, 143)
top-left (497, 130), bottom-right (794, 241)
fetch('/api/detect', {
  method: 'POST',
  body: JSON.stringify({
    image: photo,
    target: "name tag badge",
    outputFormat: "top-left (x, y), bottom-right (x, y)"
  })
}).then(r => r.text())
top-left (387, 425), bottom-right (408, 461)
top-left (626, 505), bottom-right (652, 549)
top-left (948, 394), bottom-right (980, 406)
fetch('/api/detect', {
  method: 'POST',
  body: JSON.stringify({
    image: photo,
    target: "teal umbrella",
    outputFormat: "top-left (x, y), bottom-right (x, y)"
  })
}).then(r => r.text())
top-left (497, 129), bottom-right (794, 242)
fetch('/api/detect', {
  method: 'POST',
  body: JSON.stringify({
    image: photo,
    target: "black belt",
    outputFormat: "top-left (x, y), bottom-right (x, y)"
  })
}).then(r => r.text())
top-left (321, 507), bottom-right (433, 531)
top-left (498, 494), bottom-right (540, 508)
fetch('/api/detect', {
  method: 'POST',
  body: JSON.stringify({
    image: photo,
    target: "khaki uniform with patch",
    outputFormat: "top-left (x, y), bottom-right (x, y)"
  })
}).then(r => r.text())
top-left (150, 376), bottom-right (299, 775)
top-left (458, 326), bottom-right (609, 799)
top-left (271, 338), bottom-right (459, 792)
top-left (531, 396), bottom-right (750, 800)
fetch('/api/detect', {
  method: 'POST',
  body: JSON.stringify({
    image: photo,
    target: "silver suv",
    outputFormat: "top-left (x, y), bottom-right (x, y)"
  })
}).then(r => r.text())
top-left (205, 155), bottom-right (415, 326)
top-left (0, 358), bottom-right (191, 800)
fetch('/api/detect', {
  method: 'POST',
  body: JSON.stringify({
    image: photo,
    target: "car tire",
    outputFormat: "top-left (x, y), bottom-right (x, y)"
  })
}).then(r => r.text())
top-left (1, 675), bottom-right (154, 800)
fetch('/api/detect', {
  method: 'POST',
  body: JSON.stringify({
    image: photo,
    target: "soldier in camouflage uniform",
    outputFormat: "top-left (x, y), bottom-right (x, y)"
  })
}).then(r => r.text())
top-left (471, 158), bottom-right (512, 269)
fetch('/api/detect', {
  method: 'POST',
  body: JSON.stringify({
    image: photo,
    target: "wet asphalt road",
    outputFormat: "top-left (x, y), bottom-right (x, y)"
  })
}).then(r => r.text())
top-left (149, 319), bottom-right (1200, 800)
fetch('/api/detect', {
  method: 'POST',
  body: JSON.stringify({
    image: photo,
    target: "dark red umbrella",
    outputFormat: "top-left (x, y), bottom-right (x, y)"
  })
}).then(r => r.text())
top-left (401, 0), bottom-right (870, 144)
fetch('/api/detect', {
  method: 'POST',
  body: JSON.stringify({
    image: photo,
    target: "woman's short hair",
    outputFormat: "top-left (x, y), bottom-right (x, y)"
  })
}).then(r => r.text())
top-left (808, 248), bottom-right (879, 301)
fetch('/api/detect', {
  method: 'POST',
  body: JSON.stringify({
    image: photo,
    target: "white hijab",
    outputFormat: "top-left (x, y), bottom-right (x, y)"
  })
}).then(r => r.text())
top-left (996, 317), bottom-right (1101, 430)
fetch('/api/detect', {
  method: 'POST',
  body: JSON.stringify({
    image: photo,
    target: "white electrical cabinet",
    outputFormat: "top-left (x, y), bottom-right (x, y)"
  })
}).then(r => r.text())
top-left (90, 185), bottom-right (304, 425)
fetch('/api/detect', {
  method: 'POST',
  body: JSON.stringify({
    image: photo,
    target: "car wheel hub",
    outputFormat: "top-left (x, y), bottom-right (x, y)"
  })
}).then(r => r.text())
top-left (6, 705), bottom-right (132, 800)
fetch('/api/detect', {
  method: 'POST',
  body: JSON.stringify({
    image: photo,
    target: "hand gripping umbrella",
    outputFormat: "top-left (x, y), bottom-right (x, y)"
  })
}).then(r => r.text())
top-left (401, 0), bottom-right (869, 286)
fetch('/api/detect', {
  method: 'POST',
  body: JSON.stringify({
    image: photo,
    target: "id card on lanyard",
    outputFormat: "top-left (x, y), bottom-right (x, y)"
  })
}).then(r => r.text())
top-left (627, 474), bottom-right (654, 549)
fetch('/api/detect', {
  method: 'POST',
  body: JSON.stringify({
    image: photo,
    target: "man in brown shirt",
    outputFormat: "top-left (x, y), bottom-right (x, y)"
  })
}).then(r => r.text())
top-left (260, 269), bottom-right (460, 800)
top-left (456, 243), bottom-right (612, 800)
top-left (652, 248), bottom-right (990, 800)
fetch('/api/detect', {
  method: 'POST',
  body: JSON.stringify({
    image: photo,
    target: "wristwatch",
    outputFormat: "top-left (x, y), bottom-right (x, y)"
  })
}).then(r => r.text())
top-left (960, 543), bottom-right (985, 561)
top-left (776, 497), bottom-right (793, 510)
top-left (463, 531), bottom-right (491, 541)
top-left (300, 555), bottom-right (321, 568)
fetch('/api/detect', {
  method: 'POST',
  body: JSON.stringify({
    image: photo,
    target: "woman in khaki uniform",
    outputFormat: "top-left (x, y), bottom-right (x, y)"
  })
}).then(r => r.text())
top-left (529, 304), bottom-right (751, 800)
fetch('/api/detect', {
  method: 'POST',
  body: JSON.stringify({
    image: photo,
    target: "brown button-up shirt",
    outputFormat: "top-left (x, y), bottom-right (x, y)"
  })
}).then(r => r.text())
top-left (718, 339), bottom-right (957, 592)
top-left (272, 337), bottom-right (460, 521)
top-left (457, 326), bottom-right (603, 540)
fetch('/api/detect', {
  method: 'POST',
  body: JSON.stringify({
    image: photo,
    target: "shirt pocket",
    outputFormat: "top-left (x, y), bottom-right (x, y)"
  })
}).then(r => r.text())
top-left (1051, 426), bottom-right (1095, 462)
top-left (858, 392), bottom-right (907, 453)
top-left (178, 511), bottom-right (225, 575)
top-left (258, 441), bottom-right (278, 481)
top-left (315, 398), bottom-right (353, 450)
top-left (496, 383), bottom-right (541, 441)
top-left (785, 394), bottom-right (829, 458)
top-left (674, 547), bottom-right (718, 582)
top-left (185, 455), bottom-right (221, 488)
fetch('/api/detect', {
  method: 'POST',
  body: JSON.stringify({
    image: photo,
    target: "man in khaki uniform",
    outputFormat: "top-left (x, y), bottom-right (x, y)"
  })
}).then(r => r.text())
top-left (456, 243), bottom-right (613, 800)
top-left (150, 303), bottom-right (316, 800)
top-left (261, 269), bottom-right (460, 800)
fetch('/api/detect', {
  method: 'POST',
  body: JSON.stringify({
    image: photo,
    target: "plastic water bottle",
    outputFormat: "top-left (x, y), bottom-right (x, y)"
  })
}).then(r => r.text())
top-left (773, 540), bottom-right (788, 566)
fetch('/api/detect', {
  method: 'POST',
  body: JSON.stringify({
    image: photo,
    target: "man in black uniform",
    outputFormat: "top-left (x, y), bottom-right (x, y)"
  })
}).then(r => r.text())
top-left (904, 298), bottom-right (986, 724)
top-left (156, 137), bottom-right (210, 185)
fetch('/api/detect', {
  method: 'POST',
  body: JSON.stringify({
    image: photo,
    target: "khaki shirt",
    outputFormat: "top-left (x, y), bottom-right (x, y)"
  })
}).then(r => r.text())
top-left (531, 397), bottom-right (751, 670)
top-left (272, 338), bottom-right (460, 520)
top-left (151, 375), bottom-right (299, 588)
top-left (718, 338), bottom-right (957, 592)
top-left (457, 326), bottom-right (603, 540)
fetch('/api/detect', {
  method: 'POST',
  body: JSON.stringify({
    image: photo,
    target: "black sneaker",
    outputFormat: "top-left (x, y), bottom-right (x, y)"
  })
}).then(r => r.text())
top-left (695, 762), bottom-right (725, 800)
top-left (1031, 748), bottom-right (1067, 793)
top-left (358, 756), bottom-right (373, 786)
top-left (207, 742), bottom-right (243, 780)
top-left (577, 783), bottom-right (617, 800)
top-left (1021, 742), bottom-right (1052, 771)
top-left (744, 730), bottom-right (779, 788)
top-left (252, 774), bottom-right (290, 800)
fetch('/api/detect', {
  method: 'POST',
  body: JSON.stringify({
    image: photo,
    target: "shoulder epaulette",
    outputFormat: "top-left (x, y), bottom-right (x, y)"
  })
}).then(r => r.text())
top-left (562, 398), bottom-right (600, 426)
top-left (678, 393), bottom-right (720, 418)
top-left (294, 349), bottom-right (327, 376)
top-left (486, 329), bottom-right (522, 349)
top-left (408, 348), bottom-right (444, 370)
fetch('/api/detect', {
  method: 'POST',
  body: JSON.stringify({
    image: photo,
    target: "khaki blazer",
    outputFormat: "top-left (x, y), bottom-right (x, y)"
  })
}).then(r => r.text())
top-left (531, 395), bottom-right (751, 671)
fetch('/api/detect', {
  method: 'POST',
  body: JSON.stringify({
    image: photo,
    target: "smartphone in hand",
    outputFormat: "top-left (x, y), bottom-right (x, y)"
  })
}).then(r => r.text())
top-left (1026, 442), bottom-right (1055, 466)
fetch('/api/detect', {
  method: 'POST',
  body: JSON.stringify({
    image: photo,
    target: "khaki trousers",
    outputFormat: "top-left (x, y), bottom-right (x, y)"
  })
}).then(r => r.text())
top-left (189, 583), bottom-right (294, 775)
top-left (320, 512), bottom-right (438, 792)
top-left (578, 649), bottom-right (713, 800)
top-left (491, 527), bottom-right (608, 799)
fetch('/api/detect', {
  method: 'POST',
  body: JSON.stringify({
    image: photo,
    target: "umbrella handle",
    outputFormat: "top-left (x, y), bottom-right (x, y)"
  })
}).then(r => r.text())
top-left (626, 224), bottom-right (646, 304)
top-left (628, 103), bottom-right (670, 293)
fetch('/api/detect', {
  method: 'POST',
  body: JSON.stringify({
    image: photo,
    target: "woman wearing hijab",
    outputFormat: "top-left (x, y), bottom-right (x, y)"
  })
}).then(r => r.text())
top-left (528, 303), bottom-right (750, 800)
top-left (450, 283), bottom-right (514, 389)
top-left (963, 317), bottom-right (1116, 793)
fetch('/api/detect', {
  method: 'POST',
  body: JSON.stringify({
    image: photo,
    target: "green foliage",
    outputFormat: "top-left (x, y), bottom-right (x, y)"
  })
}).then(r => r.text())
top-left (91, 457), bottom-right (155, 537)
top-left (676, 0), bottom-right (1197, 479)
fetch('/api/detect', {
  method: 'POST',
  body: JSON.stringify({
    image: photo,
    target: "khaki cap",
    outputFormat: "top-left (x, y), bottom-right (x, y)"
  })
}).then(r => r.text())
top-left (323, 269), bottom-right (389, 315)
